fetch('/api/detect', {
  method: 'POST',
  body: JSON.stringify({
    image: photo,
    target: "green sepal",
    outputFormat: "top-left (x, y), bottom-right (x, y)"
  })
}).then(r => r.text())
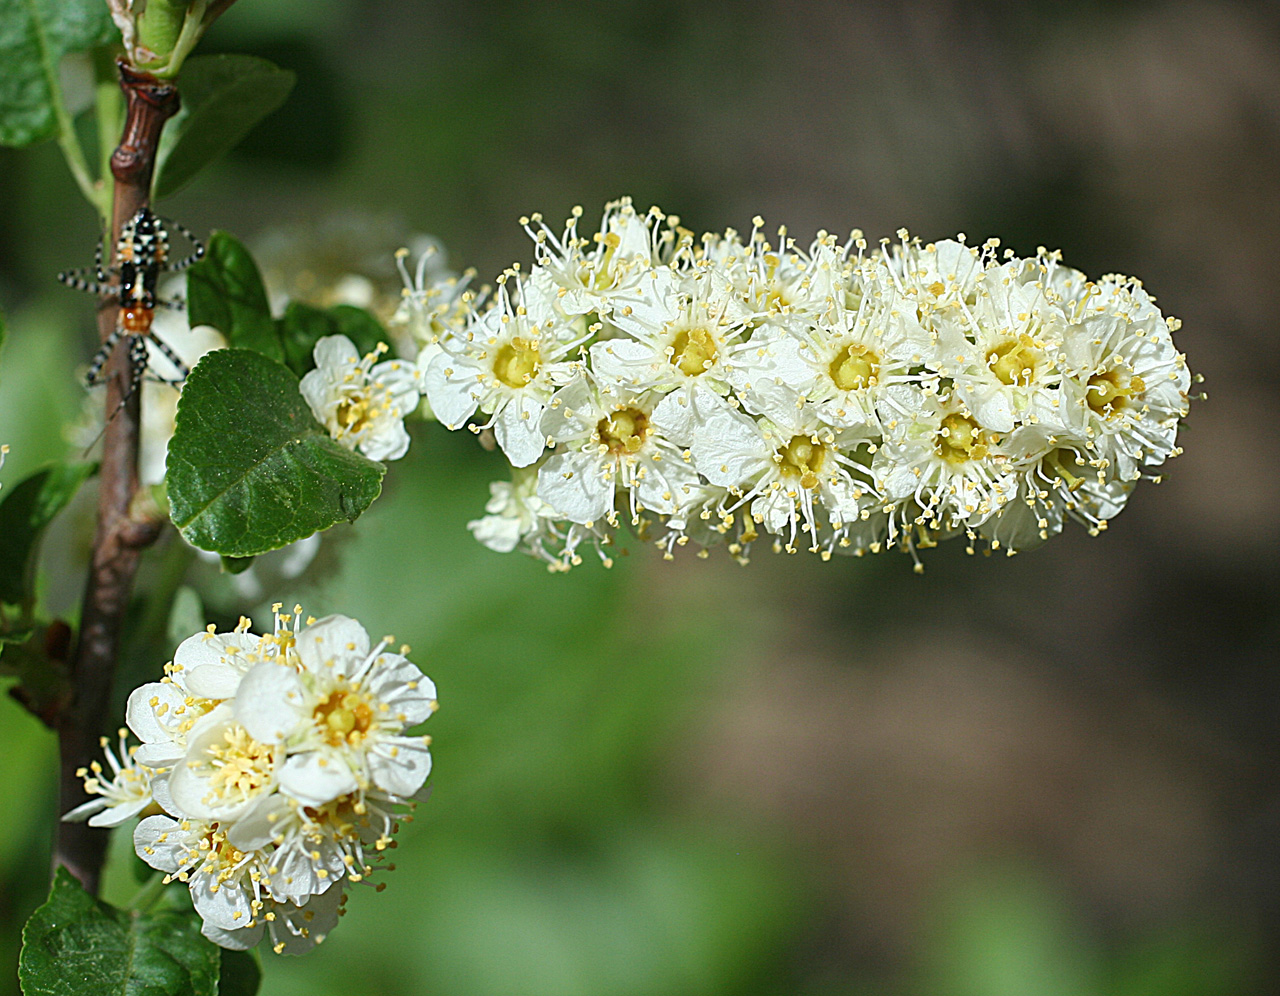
top-left (166, 348), bottom-right (385, 557)
top-left (19, 867), bottom-right (220, 996)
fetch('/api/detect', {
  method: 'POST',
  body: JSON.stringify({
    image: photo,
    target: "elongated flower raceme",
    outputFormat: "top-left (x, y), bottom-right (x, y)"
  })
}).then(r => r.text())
top-left (396, 198), bottom-right (1197, 571)
top-left (63, 604), bottom-right (437, 954)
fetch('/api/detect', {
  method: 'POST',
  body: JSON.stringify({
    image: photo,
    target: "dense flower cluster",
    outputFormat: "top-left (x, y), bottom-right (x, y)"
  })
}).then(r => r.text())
top-left (64, 606), bottom-right (437, 954)
top-left (395, 198), bottom-right (1194, 571)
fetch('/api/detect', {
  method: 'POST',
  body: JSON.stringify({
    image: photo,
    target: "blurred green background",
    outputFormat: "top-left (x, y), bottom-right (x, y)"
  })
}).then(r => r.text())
top-left (2, 1), bottom-right (1277, 994)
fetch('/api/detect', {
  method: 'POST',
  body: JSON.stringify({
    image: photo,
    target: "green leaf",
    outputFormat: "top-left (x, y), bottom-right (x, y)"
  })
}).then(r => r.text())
top-left (167, 348), bottom-right (384, 557)
top-left (153, 54), bottom-right (296, 200)
top-left (217, 949), bottom-right (261, 996)
top-left (277, 301), bottom-right (391, 377)
top-left (0, 461), bottom-right (97, 605)
top-left (19, 867), bottom-right (220, 996)
top-left (0, 0), bottom-right (115, 147)
top-left (186, 231), bottom-right (282, 362)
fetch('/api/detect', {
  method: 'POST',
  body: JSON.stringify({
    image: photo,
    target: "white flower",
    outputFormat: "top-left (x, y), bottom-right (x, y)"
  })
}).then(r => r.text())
top-left (537, 375), bottom-right (701, 525)
top-left (428, 201), bottom-right (1194, 569)
top-left (873, 391), bottom-right (1018, 534)
top-left (82, 603), bottom-right (441, 954)
top-left (690, 399), bottom-right (877, 554)
top-left (126, 620), bottom-right (266, 768)
top-left (468, 467), bottom-right (555, 553)
top-left (62, 730), bottom-right (154, 827)
top-left (300, 335), bottom-right (420, 461)
top-left (523, 198), bottom-right (670, 315)
top-left (133, 814), bottom-right (345, 954)
top-left (391, 244), bottom-right (480, 354)
top-left (232, 614), bottom-right (437, 806)
top-left (422, 277), bottom-right (586, 466)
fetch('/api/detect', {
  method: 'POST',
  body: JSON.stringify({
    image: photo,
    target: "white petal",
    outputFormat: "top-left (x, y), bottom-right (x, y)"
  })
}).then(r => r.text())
top-left (365, 656), bottom-right (438, 727)
top-left (226, 793), bottom-right (290, 852)
top-left (495, 395), bottom-right (547, 468)
top-left (88, 797), bottom-right (150, 828)
top-left (296, 615), bottom-right (370, 679)
top-left (133, 815), bottom-right (186, 873)
top-left (61, 798), bottom-right (107, 823)
top-left (134, 741), bottom-right (184, 767)
top-left (689, 407), bottom-right (769, 487)
top-left (234, 663), bottom-right (307, 744)
top-left (278, 751), bottom-right (358, 807)
top-left (151, 772), bottom-right (178, 816)
top-left (126, 682), bottom-right (186, 743)
top-left (537, 451), bottom-right (614, 524)
top-left (184, 663), bottom-right (243, 700)
top-left (423, 352), bottom-right (481, 429)
top-left (311, 334), bottom-right (360, 373)
top-left (368, 735), bottom-right (433, 797)
top-left (202, 919), bottom-right (263, 952)
top-left (358, 420), bottom-right (411, 462)
top-left (192, 872), bottom-right (253, 930)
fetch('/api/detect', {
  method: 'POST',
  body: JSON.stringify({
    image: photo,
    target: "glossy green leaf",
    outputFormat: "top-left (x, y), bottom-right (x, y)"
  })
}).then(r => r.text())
top-left (167, 348), bottom-right (384, 557)
top-left (277, 301), bottom-right (391, 377)
top-left (0, 0), bottom-right (115, 147)
top-left (19, 867), bottom-right (219, 996)
top-left (187, 231), bottom-right (282, 362)
top-left (153, 54), bottom-right (296, 200)
top-left (217, 948), bottom-right (262, 996)
top-left (0, 461), bottom-right (97, 605)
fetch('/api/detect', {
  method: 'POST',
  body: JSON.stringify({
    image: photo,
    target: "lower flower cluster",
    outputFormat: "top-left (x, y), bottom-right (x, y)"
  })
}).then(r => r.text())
top-left (64, 605), bottom-right (437, 954)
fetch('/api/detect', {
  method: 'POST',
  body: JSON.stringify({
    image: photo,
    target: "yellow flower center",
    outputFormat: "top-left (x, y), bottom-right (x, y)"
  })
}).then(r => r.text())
top-left (985, 334), bottom-right (1038, 386)
top-left (206, 726), bottom-right (273, 803)
top-left (670, 327), bottom-right (717, 377)
top-left (829, 343), bottom-right (881, 391)
top-left (597, 407), bottom-right (650, 455)
top-left (493, 337), bottom-right (542, 388)
top-left (777, 434), bottom-right (826, 490)
top-left (1086, 367), bottom-right (1144, 417)
top-left (935, 413), bottom-right (989, 464)
top-left (335, 395), bottom-right (370, 432)
top-left (314, 685), bottom-right (377, 747)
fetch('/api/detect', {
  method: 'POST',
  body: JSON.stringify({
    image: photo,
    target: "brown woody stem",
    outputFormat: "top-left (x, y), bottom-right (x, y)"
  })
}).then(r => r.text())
top-left (53, 61), bottom-right (179, 895)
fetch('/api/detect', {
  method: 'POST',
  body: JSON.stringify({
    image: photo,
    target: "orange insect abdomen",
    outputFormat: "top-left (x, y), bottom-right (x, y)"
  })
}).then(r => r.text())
top-left (121, 307), bottom-right (153, 333)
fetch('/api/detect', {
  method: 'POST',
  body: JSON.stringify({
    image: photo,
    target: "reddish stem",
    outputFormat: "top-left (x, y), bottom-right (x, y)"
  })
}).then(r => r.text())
top-left (53, 61), bottom-right (178, 895)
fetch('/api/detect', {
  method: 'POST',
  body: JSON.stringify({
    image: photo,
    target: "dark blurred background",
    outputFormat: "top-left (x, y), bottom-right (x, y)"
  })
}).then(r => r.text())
top-left (1, 1), bottom-right (1277, 994)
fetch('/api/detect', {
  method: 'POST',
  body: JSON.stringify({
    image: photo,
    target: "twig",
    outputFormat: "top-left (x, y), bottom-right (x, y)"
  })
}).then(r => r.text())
top-left (53, 61), bottom-right (179, 895)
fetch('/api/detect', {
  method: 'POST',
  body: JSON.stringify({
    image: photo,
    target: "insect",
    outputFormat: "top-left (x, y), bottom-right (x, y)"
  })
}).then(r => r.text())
top-left (57, 206), bottom-right (206, 392)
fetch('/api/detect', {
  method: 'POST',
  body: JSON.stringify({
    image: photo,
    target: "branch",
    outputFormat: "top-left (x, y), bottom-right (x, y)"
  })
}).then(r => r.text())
top-left (54, 61), bottom-right (179, 895)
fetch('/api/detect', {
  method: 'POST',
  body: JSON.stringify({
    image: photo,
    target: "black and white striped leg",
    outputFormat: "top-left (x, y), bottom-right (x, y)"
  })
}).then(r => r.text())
top-left (94, 234), bottom-right (106, 284)
top-left (164, 219), bottom-right (206, 271)
top-left (56, 268), bottom-right (111, 297)
top-left (157, 294), bottom-right (186, 310)
top-left (127, 334), bottom-right (149, 390)
top-left (57, 236), bottom-right (111, 295)
top-left (93, 336), bottom-right (151, 437)
top-left (146, 332), bottom-right (190, 382)
top-left (84, 325), bottom-right (125, 387)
